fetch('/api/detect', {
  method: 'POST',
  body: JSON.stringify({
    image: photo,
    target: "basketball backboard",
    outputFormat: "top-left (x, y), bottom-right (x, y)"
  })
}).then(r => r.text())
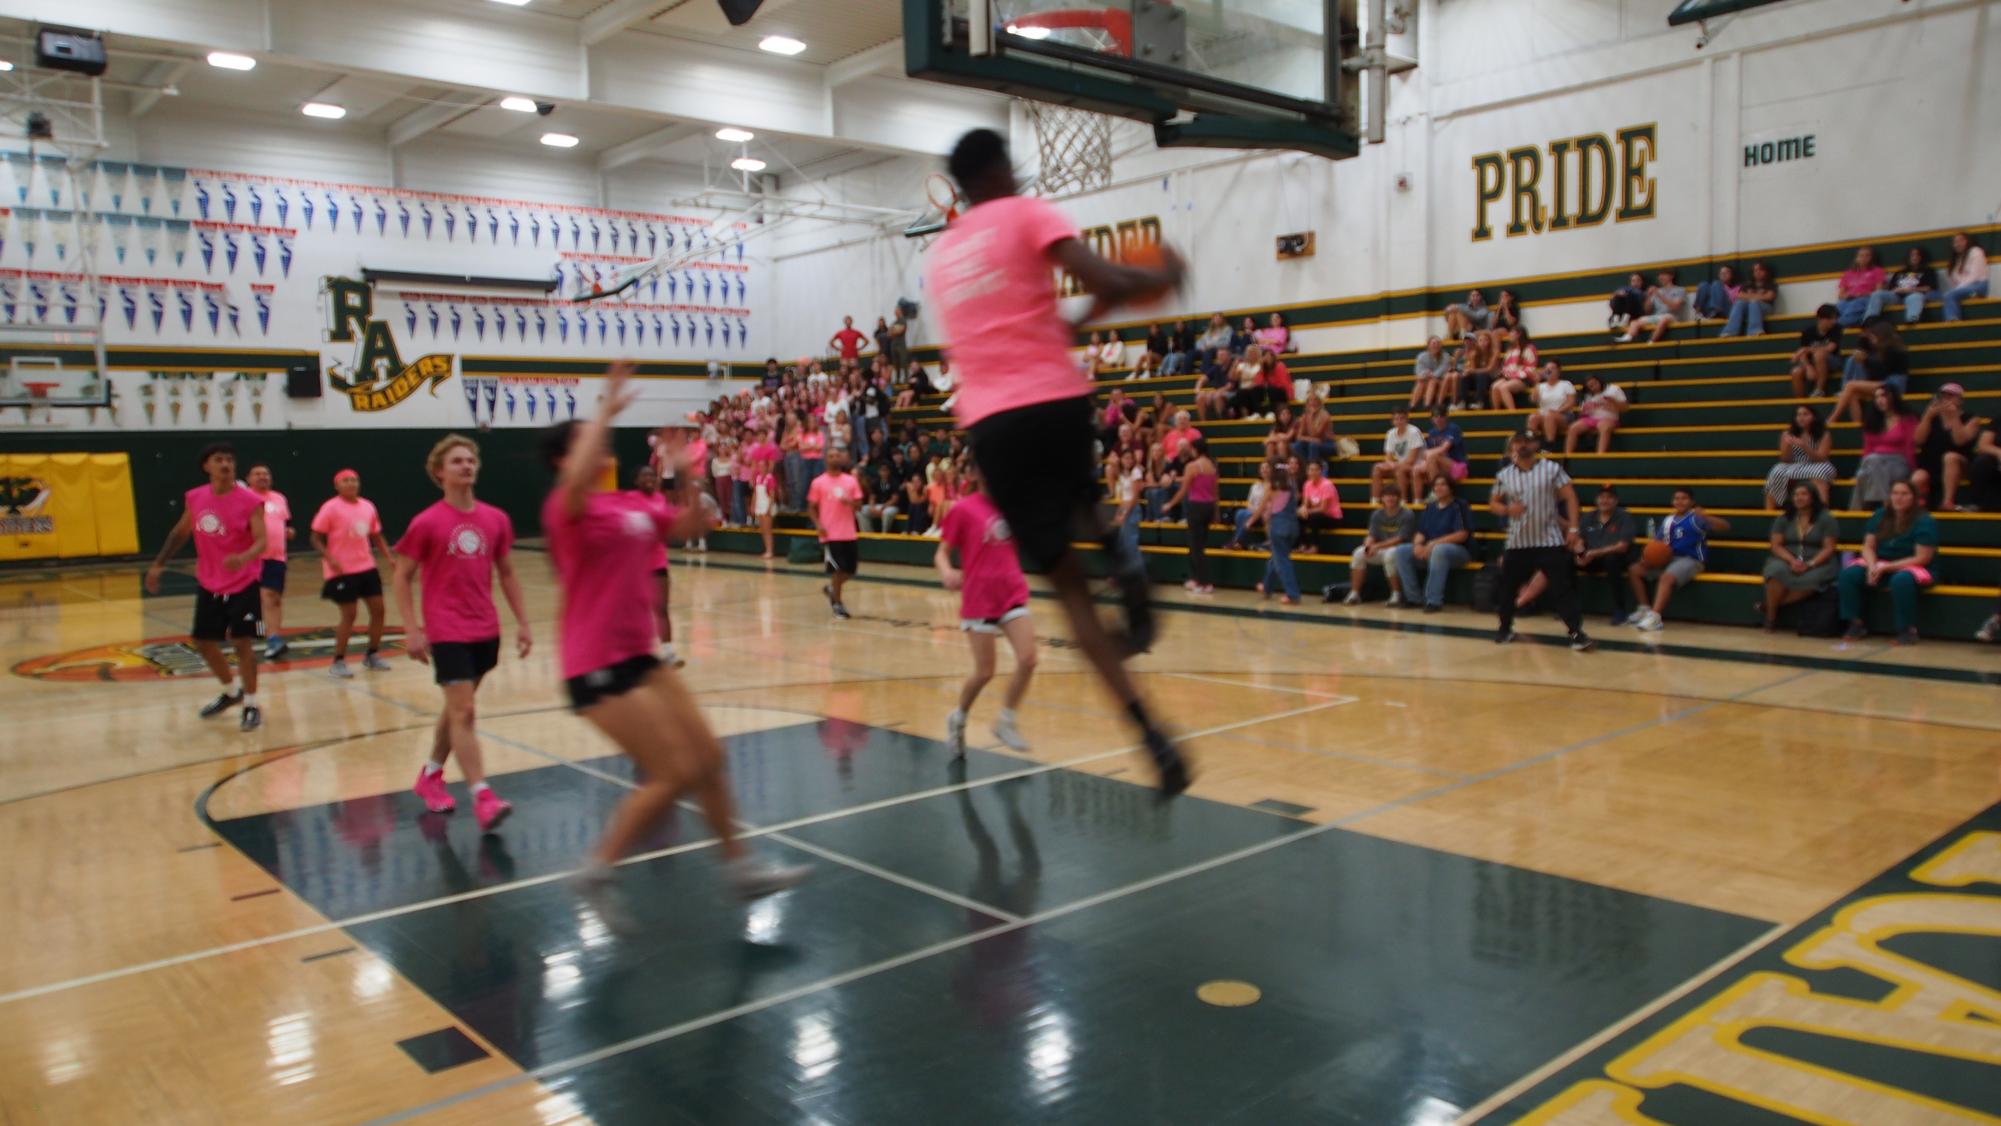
top-left (903, 0), bottom-right (1360, 160)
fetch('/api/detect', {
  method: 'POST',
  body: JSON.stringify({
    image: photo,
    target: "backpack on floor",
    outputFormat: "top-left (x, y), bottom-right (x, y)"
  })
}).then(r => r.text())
top-left (1795, 586), bottom-right (1842, 637)
top-left (1470, 567), bottom-right (1499, 614)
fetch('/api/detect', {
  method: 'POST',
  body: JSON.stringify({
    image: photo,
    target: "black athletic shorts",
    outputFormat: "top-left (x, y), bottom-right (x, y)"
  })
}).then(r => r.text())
top-left (259, 558), bottom-right (287, 594)
top-left (193, 584), bottom-right (263, 642)
top-left (432, 638), bottom-right (500, 685)
top-left (822, 539), bottom-right (859, 575)
top-left (566, 653), bottom-right (661, 711)
top-left (969, 395), bottom-right (1101, 573)
top-left (321, 567), bottom-right (383, 604)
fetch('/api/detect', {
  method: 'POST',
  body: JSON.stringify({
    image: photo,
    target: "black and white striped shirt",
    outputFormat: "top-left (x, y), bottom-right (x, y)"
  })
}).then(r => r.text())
top-left (1493, 457), bottom-right (1573, 550)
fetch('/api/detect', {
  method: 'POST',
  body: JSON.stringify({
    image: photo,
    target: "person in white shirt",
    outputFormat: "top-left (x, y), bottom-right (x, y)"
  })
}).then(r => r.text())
top-left (1565, 374), bottom-right (1629, 456)
top-left (806, 362), bottom-right (832, 389)
top-left (1372, 404), bottom-right (1426, 503)
top-left (1524, 360), bottom-right (1578, 446)
top-left (1942, 232), bottom-right (1989, 322)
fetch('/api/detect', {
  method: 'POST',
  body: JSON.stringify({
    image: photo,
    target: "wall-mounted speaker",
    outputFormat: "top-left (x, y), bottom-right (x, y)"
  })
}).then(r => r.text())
top-left (36, 27), bottom-right (107, 77)
top-left (285, 359), bottom-right (322, 399)
top-left (717, 0), bottom-right (766, 27)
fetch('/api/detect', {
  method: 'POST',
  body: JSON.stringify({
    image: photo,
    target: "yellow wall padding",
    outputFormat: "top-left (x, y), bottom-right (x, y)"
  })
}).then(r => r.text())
top-left (0, 452), bottom-right (138, 560)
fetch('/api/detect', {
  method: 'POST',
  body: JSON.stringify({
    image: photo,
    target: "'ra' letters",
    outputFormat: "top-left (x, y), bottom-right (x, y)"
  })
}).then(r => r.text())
top-left (1472, 124), bottom-right (1656, 242)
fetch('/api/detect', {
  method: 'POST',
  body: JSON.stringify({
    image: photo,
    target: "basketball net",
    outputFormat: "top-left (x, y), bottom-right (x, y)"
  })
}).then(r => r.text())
top-left (1023, 100), bottom-right (1114, 197)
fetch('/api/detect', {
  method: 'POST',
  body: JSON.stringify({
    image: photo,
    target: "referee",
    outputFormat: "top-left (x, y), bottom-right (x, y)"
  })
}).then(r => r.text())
top-left (1490, 430), bottom-right (1596, 651)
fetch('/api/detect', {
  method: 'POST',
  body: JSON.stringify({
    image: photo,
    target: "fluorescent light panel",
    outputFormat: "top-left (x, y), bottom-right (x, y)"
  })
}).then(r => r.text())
top-left (758, 35), bottom-right (806, 55)
top-left (540, 132), bottom-right (580, 148)
top-left (206, 51), bottom-right (256, 71)
top-left (489, 0), bottom-right (532, 6)
top-left (499, 96), bottom-right (538, 113)
top-left (715, 127), bottom-right (754, 143)
top-left (730, 157), bottom-right (766, 172)
top-left (301, 102), bottom-right (347, 119)
top-left (0, 60), bottom-right (13, 72)
top-left (1006, 24), bottom-right (1052, 40)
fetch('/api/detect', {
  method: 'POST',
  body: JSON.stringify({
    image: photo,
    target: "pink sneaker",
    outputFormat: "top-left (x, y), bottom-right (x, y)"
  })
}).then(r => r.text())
top-left (474, 788), bottom-right (513, 832)
top-left (413, 768), bottom-right (455, 814)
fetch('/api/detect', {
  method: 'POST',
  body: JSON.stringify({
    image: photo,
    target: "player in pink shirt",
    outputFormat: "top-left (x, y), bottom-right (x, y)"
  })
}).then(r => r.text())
top-left (244, 462), bottom-right (296, 662)
top-left (752, 463), bottom-right (780, 558)
top-left (392, 434), bottom-right (535, 832)
top-left (629, 464), bottom-right (685, 668)
top-left (807, 449), bottom-right (863, 620)
top-left (928, 127), bottom-right (1189, 796)
top-left (311, 469), bottom-right (394, 678)
top-left (145, 442), bottom-right (269, 732)
top-left (935, 462), bottom-right (1037, 757)
top-left (546, 361), bottom-right (810, 931)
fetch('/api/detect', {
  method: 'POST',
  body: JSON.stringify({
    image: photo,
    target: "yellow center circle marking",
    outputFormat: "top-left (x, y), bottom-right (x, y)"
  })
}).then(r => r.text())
top-left (1197, 980), bottom-right (1262, 1007)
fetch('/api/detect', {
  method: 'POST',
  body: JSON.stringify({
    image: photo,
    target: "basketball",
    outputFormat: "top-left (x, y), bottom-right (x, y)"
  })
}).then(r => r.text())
top-left (1642, 539), bottom-right (1674, 570)
top-left (1121, 240), bottom-right (1179, 308)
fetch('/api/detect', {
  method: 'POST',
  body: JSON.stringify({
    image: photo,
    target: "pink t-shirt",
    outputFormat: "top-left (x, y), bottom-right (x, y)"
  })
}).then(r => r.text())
top-left (395, 499), bottom-right (514, 643)
top-left (311, 496), bottom-right (381, 579)
top-left (256, 489), bottom-right (289, 561)
top-left (1162, 426), bottom-right (1202, 460)
top-left (809, 472), bottom-right (861, 542)
top-left (685, 438), bottom-right (709, 482)
top-left (630, 489), bottom-right (672, 572)
top-left (1861, 413), bottom-right (1918, 460)
top-left (542, 489), bottom-right (675, 680)
top-left (928, 194), bottom-right (1087, 428)
top-left (744, 440), bottom-right (779, 474)
top-left (800, 431), bottom-right (825, 458)
top-left (942, 493), bottom-right (1031, 621)
top-left (1254, 326), bottom-right (1290, 353)
top-left (187, 483), bottom-right (264, 596)
top-left (1303, 477), bottom-right (1342, 518)
top-left (1840, 266), bottom-right (1885, 299)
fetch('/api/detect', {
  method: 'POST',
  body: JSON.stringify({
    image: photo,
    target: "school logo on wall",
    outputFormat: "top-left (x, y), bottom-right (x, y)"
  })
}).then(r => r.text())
top-left (0, 475), bottom-right (54, 536)
top-left (12, 626), bottom-right (407, 681)
top-left (323, 276), bottom-right (453, 412)
top-left (1471, 124), bottom-right (1657, 241)
top-left (1059, 215), bottom-right (1163, 297)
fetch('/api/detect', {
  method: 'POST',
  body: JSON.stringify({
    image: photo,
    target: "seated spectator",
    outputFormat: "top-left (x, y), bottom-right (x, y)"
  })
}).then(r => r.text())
top-left (1838, 480), bottom-right (1936, 645)
top-left (1765, 404), bottom-right (1835, 510)
top-left (1966, 419), bottom-right (2001, 511)
top-left (1411, 336), bottom-right (1453, 411)
top-left (1226, 346), bottom-right (1266, 418)
top-left (1525, 360), bottom-right (1578, 446)
top-left (1851, 384), bottom-right (1918, 510)
top-left (1372, 405), bottom-right (1426, 503)
top-left (1565, 373), bottom-right (1628, 456)
top-left (1089, 331), bottom-right (1126, 377)
top-left (1343, 486), bottom-right (1414, 605)
top-left (1145, 445), bottom-right (1179, 521)
top-left (1869, 245), bottom-right (1934, 324)
top-left (1251, 464), bottom-right (1302, 605)
top-left (1789, 304), bottom-right (1844, 398)
top-left (1417, 405), bottom-right (1468, 494)
top-left (1615, 269), bottom-right (1687, 344)
top-left (1834, 247), bottom-right (1886, 326)
top-left (1491, 289), bottom-right (1523, 338)
top-left (1248, 347), bottom-right (1294, 418)
top-left (1195, 347), bottom-right (1234, 421)
top-left (1292, 395), bottom-right (1342, 465)
top-left (1300, 459), bottom-right (1343, 552)
top-left (1162, 410), bottom-right (1203, 461)
top-left (1255, 312), bottom-right (1294, 355)
top-left (1225, 460), bottom-right (1272, 550)
top-left (1128, 349), bottom-right (1159, 382)
top-left (1629, 486), bottom-right (1730, 632)
top-left (901, 471), bottom-right (930, 536)
top-left (1456, 330), bottom-right (1501, 409)
top-left (1490, 327), bottom-right (1540, 410)
top-left (858, 462), bottom-right (901, 533)
top-left (925, 459), bottom-right (958, 536)
top-left (1392, 477), bottom-right (1474, 612)
top-left (1724, 261), bottom-right (1778, 337)
top-left (1231, 316), bottom-right (1258, 356)
top-left (1834, 319), bottom-right (1910, 426)
top-left (1195, 313), bottom-right (1231, 364)
top-left (1941, 232), bottom-right (1989, 321)
top-left (1261, 406), bottom-right (1298, 462)
top-left (1163, 319), bottom-right (1197, 375)
top-left (1693, 264), bottom-right (1740, 320)
top-left (1608, 272), bottom-right (1647, 333)
top-left (1142, 322), bottom-right (1168, 369)
top-left (1912, 382), bottom-right (1982, 511)
top-left (1759, 483), bottom-right (1840, 633)
top-left (1574, 485), bottom-right (1638, 625)
top-left (1098, 387), bottom-right (1134, 449)
top-left (1443, 288), bottom-right (1491, 340)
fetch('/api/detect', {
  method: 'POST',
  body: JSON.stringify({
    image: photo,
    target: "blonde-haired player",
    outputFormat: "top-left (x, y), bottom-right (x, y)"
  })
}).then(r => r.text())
top-left (391, 434), bottom-right (535, 831)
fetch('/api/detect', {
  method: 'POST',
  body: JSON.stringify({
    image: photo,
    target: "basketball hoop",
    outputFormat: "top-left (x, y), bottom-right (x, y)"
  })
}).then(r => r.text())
top-left (905, 172), bottom-right (967, 240)
top-left (21, 381), bottom-right (56, 424)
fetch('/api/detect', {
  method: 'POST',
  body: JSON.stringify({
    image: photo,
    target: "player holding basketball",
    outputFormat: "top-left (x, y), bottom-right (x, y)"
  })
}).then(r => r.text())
top-left (549, 362), bottom-right (810, 931)
top-left (311, 469), bottom-right (394, 678)
top-left (629, 463), bottom-right (684, 667)
top-left (930, 128), bottom-right (1189, 795)
top-left (145, 442), bottom-right (267, 731)
top-left (392, 434), bottom-right (533, 832)
top-left (936, 460), bottom-right (1037, 757)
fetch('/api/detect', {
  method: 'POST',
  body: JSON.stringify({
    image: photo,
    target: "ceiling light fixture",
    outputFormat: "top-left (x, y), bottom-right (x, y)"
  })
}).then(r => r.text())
top-left (540, 132), bottom-right (580, 148)
top-left (715, 127), bottom-right (754, 143)
top-left (489, 0), bottom-right (532, 6)
top-left (1006, 24), bottom-right (1053, 40)
top-left (301, 102), bottom-right (347, 119)
top-left (730, 156), bottom-right (767, 172)
top-left (206, 51), bottom-right (256, 71)
top-left (757, 35), bottom-right (806, 56)
top-left (0, 60), bottom-right (13, 72)
top-left (499, 96), bottom-right (538, 113)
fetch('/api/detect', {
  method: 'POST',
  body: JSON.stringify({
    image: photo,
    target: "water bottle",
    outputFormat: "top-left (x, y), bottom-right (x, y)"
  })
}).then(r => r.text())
top-left (1647, 517), bottom-right (1660, 542)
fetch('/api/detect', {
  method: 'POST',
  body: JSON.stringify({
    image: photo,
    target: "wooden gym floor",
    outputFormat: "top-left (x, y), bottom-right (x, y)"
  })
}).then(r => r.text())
top-left (1, 549), bottom-right (1997, 1125)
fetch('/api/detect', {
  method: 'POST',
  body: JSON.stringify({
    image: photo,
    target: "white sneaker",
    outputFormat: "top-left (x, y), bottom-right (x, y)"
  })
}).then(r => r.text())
top-left (992, 709), bottom-right (1030, 752)
top-left (725, 856), bottom-right (813, 901)
top-left (1385, 593), bottom-right (1405, 608)
top-left (946, 709), bottom-right (967, 757)
top-left (1342, 592), bottom-right (1362, 606)
top-left (328, 659), bottom-right (353, 679)
top-left (1979, 614), bottom-right (2000, 644)
top-left (569, 863), bottom-right (638, 936)
top-left (1636, 610), bottom-right (1665, 631)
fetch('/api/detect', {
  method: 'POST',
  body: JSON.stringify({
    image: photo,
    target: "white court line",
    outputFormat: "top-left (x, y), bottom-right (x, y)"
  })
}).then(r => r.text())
top-left (0, 695), bottom-right (1348, 1007)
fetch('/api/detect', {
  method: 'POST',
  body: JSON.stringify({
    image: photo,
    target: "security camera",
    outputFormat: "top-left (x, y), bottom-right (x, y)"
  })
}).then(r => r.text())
top-left (536, 101), bottom-right (556, 116)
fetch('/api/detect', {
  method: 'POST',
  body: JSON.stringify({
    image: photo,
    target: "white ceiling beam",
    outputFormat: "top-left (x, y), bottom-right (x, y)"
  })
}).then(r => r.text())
top-left (824, 39), bottom-right (904, 90)
top-left (598, 122), bottom-right (705, 172)
top-left (581, 0), bottom-right (677, 47)
top-left (130, 60), bottom-right (191, 119)
top-left (388, 99), bottom-right (483, 147)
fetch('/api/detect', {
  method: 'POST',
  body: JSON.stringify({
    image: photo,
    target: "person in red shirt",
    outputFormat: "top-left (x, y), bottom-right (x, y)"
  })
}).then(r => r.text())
top-left (392, 434), bottom-right (534, 830)
top-left (145, 442), bottom-right (268, 731)
top-left (828, 315), bottom-right (868, 363)
top-left (808, 449), bottom-right (864, 619)
top-left (935, 461), bottom-right (1037, 756)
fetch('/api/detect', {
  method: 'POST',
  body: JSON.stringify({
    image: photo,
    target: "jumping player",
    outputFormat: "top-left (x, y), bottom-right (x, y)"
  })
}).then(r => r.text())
top-left (935, 461), bottom-right (1037, 757)
top-left (311, 469), bottom-right (394, 678)
top-left (244, 462), bottom-right (295, 661)
top-left (550, 361), bottom-right (810, 931)
top-left (145, 442), bottom-right (267, 731)
top-left (392, 434), bottom-right (534, 832)
top-left (807, 448), bottom-right (862, 620)
top-left (929, 127), bottom-right (1189, 795)
top-left (629, 463), bottom-right (685, 668)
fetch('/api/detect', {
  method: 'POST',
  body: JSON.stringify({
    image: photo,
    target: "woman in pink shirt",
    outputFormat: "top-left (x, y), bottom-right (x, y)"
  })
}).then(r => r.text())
top-left (547, 361), bottom-right (809, 931)
top-left (1254, 312), bottom-right (1292, 355)
top-left (311, 469), bottom-right (395, 678)
top-left (245, 462), bottom-right (295, 662)
top-left (1851, 384), bottom-right (1918, 510)
top-left (935, 462), bottom-right (1037, 756)
top-left (1835, 246), bottom-right (1886, 326)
